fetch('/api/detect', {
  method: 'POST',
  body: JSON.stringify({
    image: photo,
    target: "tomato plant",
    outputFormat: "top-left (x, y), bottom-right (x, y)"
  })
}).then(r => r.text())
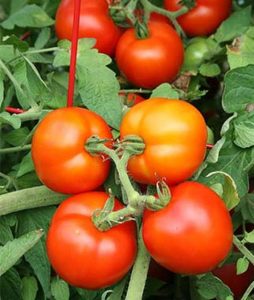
top-left (47, 191), bottom-right (137, 289)
top-left (142, 181), bottom-right (233, 274)
top-left (32, 107), bottom-right (112, 194)
top-left (164, 0), bottom-right (232, 36)
top-left (120, 98), bottom-right (207, 186)
top-left (55, 0), bottom-right (122, 56)
top-left (115, 22), bottom-right (184, 88)
top-left (1, 1), bottom-right (254, 300)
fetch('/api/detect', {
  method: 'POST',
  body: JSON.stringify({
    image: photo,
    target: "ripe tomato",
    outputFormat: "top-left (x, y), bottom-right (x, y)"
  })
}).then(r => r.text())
top-left (164, 0), bottom-right (232, 36)
top-left (143, 181), bottom-right (233, 274)
top-left (32, 107), bottom-right (112, 194)
top-left (55, 0), bottom-right (122, 56)
top-left (120, 98), bottom-right (207, 186)
top-left (47, 192), bottom-right (137, 289)
top-left (213, 263), bottom-right (254, 299)
top-left (115, 22), bottom-right (184, 88)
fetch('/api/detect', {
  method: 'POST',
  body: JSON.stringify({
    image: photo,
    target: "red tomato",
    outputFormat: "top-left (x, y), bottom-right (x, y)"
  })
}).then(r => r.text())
top-left (47, 192), bottom-right (137, 289)
top-left (55, 0), bottom-right (122, 56)
top-left (143, 182), bottom-right (233, 274)
top-left (119, 93), bottom-right (145, 107)
top-left (164, 0), bottom-right (232, 36)
top-left (120, 98), bottom-right (207, 186)
top-left (213, 263), bottom-right (254, 299)
top-left (115, 22), bottom-right (184, 88)
top-left (32, 107), bottom-right (112, 194)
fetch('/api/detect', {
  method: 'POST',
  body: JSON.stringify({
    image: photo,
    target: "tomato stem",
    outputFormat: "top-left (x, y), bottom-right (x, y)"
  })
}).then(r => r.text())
top-left (125, 226), bottom-right (150, 300)
top-left (233, 235), bottom-right (254, 266)
top-left (67, 0), bottom-right (81, 107)
top-left (140, 0), bottom-right (188, 37)
top-left (241, 280), bottom-right (254, 300)
top-left (87, 136), bottom-right (170, 230)
top-left (0, 144), bottom-right (31, 154)
top-left (0, 186), bottom-right (66, 216)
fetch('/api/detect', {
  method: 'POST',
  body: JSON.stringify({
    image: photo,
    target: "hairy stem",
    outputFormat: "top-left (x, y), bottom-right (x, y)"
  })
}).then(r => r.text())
top-left (0, 186), bottom-right (67, 216)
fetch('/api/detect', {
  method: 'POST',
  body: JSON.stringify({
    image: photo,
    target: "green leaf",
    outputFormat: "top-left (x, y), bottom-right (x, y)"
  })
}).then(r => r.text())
top-left (0, 112), bottom-right (21, 129)
top-left (54, 39), bottom-right (122, 129)
top-left (199, 130), bottom-right (254, 197)
top-left (3, 35), bottom-right (29, 52)
top-left (17, 207), bottom-right (56, 297)
top-left (150, 83), bottom-right (180, 99)
top-left (12, 59), bottom-right (48, 109)
top-left (205, 171), bottom-right (240, 210)
top-left (197, 273), bottom-right (233, 300)
top-left (227, 27), bottom-right (254, 70)
top-left (0, 268), bottom-right (22, 300)
top-left (51, 277), bottom-right (70, 300)
top-left (233, 112), bottom-right (254, 148)
top-left (17, 152), bottom-right (34, 178)
top-left (199, 63), bottom-right (221, 77)
top-left (244, 230), bottom-right (254, 244)
top-left (35, 28), bottom-right (51, 49)
top-left (236, 257), bottom-right (249, 275)
top-left (240, 193), bottom-right (254, 223)
top-left (0, 45), bottom-right (16, 62)
top-left (214, 6), bottom-right (252, 43)
top-left (0, 216), bottom-right (15, 245)
top-left (108, 277), bottom-right (128, 300)
top-left (76, 288), bottom-right (99, 300)
top-left (21, 276), bottom-right (38, 300)
top-left (0, 229), bottom-right (43, 276)
top-left (3, 127), bottom-right (30, 146)
top-left (45, 72), bottom-right (69, 109)
top-left (223, 65), bottom-right (254, 113)
top-left (1, 4), bottom-right (54, 29)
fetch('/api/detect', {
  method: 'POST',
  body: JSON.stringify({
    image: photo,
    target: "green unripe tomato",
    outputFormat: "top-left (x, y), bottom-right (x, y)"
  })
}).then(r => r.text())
top-left (183, 38), bottom-right (211, 71)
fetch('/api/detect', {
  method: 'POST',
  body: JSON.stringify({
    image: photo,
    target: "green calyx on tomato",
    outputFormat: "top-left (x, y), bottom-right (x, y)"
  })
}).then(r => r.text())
top-left (46, 191), bottom-right (137, 289)
top-left (32, 107), bottom-right (112, 194)
top-left (142, 181), bottom-right (233, 275)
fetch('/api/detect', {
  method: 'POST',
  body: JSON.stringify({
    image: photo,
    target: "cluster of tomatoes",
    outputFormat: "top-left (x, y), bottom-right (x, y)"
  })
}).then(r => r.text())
top-left (55, 0), bottom-right (232, 88)
top-left (30, 0), bottom-right (243, 296)
top-left (31, 98), bottom-right (233, 291)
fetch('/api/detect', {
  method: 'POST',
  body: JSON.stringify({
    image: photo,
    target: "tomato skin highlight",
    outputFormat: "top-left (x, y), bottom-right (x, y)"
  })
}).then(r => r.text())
top-left (164, 0), bottom-right (232, 36)
top-left (120, 98), bottom-right (207, 186)
top-left (142, 182), bottom-right (233, 275)
top-left (32, 107), bottom-right (112, 194)
top-left (115, 22), bottom-right (184, 89)
top-left (47, 192), bottom-right (137, 289)
top-left (55, 0), bottom-right (122, 56)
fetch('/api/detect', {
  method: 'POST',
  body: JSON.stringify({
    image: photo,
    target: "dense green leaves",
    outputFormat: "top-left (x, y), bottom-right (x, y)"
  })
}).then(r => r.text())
top-left (1, 5), bottom-right (54, 29)
top-left (17, 207), bottom-right (56, 297)
top-left (223, 65), bottom-right (254, 113)
top-left (197, 273), bottom-right (233, 300)
top-left (0, 229), bottom-right (43, 276)
top-left (214, 6), bottom-right (252, 43)
top-left (54, 39), bottom-right (122, 129)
